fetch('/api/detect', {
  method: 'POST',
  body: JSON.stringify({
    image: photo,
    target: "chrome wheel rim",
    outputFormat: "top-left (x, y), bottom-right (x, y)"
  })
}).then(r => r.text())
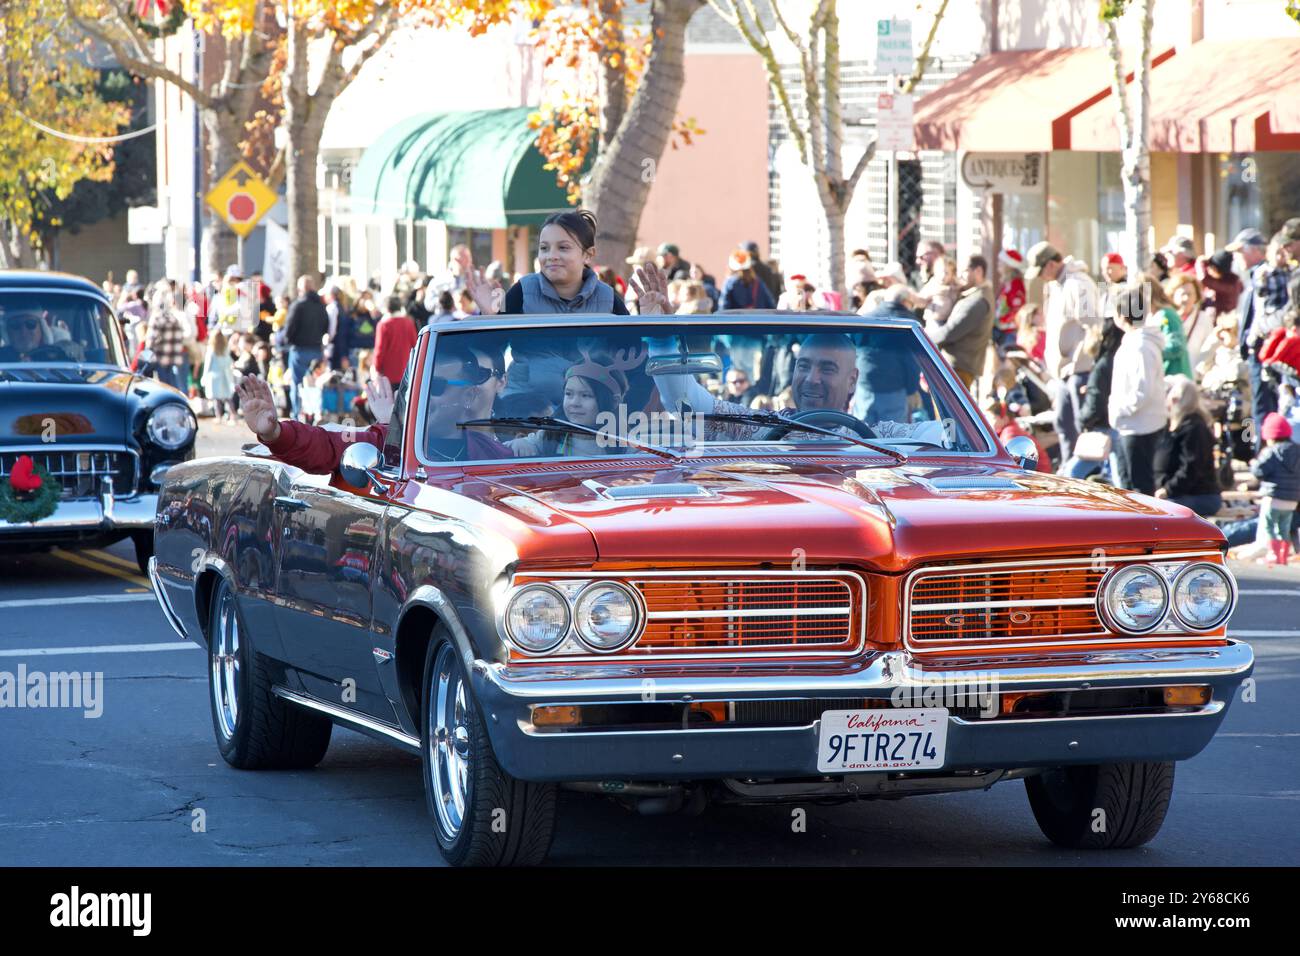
top-left (211, 586), bottom-right (240, 740)
top-left (429, 644), bottom-right (471, 840)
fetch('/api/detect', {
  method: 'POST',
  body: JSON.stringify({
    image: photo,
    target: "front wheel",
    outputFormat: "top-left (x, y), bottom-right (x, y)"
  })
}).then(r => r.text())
top-left (131, 531), bottom-right (154, 577)
top-left (208, 576), bottom-right (332, 769)
top-left (420, 636), bottom-right (556, 866)
top-left (1025, 761), bottom-right (1175, 849)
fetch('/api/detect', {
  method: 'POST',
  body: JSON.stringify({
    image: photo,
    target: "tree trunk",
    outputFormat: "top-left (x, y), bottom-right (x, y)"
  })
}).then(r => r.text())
top-left (598, 0), bottom-right (627, 148)
top-left (1105, 0), bottom-right (1154, 275)
top-left (584, 0), bottom-right (705, 273)
top-left (283, 17), bottom-right (321, 284)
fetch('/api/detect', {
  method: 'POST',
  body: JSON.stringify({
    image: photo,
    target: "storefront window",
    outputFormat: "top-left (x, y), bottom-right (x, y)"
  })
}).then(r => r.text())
top-left (447, 227), bottom-right (494, 269)
top-left (1216, 153), bottom-right (1300, 241)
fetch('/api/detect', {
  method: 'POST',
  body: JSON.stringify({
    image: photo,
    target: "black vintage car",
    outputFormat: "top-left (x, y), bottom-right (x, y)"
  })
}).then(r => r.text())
top-left (0, 271), bottom-right (197, 572)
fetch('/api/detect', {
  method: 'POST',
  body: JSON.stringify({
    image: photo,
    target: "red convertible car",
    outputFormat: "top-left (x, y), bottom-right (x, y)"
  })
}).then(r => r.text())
top-left (149, 313), bottom-right (1250, 865)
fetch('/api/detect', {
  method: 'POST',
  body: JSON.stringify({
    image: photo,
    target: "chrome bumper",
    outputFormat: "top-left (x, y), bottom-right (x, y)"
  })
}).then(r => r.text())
top-left (469, 641), bottom-right (1254, 782)
top-left (0, 492), bottom-right (157, 534)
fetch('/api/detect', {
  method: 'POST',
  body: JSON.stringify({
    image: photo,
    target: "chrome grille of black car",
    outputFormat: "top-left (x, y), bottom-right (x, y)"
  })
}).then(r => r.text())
top-left (0, 449), bottom-right (137, 499)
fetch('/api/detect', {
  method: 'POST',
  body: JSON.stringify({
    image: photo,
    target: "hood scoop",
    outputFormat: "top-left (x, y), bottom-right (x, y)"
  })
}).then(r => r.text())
top-left (583, 479), bottom-right (714, 501)
top-left (923, 475), bottom-right (1024, 492)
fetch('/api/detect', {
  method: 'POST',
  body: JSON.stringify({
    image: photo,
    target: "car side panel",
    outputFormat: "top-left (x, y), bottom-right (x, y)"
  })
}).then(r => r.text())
top-left (154, 456), bottom-right (291, 661)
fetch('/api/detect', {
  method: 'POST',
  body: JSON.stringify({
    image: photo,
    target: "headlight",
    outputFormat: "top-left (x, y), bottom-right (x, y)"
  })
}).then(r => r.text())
top-left (1172, 563), bottom-right (1234, 630)
top-left (147, 404), bottom-right (196, 450)
top-left (505, 585), bottom-right (570, 654)
top-left (573, 582), bottom-right (640, 652)
top-left (1100, 564), bottom-right (1169, 634)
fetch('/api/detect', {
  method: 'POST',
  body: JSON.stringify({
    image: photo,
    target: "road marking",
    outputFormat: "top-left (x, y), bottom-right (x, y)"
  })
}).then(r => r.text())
top-left (50, 548), bottom-right (150, 589)
top-left (1238, 589), bottom-right (1300, 596)
top-left (85, 548), bottom-right (143, 573)
top-left (0, 642), bottom-right (197, 657)
top-left (0, 593), bottom-right (156, 609)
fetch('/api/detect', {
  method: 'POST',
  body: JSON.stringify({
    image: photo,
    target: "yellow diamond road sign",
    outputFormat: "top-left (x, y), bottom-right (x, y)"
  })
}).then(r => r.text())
top-left (205, 161), bottom-right (277, 238)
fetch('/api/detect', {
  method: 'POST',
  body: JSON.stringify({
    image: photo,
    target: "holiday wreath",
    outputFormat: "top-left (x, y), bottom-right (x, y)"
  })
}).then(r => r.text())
top-left (0, 455), bottom-right (62, 524)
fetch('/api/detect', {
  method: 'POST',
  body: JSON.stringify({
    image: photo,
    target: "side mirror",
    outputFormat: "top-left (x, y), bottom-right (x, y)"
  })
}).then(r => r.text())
top-left (137, 348), bottom-right (157, 376)
top-left (1004, 435), bottom-right (1039, 471)
top-left (646, 352), bottom-right (723, 376)
top-left (339, 441), bottom-right (385, 492)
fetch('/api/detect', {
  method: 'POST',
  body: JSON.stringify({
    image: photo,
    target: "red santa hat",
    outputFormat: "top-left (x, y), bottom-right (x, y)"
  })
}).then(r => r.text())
top-left (998, 248), bottom-right (1024, 271)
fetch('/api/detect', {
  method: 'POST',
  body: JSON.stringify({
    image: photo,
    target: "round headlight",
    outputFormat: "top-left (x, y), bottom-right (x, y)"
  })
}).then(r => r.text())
top-left (573, 582), bottom-right (640, 652)
top-left (147, 404), bottom-right (196, 450)
top-left (1172, 563), bottom-right (1233, 630)
top-left (1101, 564), bottom-right (1169, 634)
top-left (505, 586), bottom-right (569, 654)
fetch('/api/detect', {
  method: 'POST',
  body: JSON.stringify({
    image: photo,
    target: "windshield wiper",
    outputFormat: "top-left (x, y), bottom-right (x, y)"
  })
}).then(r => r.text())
top-left (458, 416), bottom-right (682, 462)
top-left (698, 412), bottom-right (908, 463)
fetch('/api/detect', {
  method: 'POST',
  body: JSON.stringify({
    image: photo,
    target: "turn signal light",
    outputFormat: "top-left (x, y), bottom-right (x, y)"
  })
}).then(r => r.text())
top-left (1163, 686), bottom-right (1211, 707)
top-left (532, 705), bottom-right (580, 727)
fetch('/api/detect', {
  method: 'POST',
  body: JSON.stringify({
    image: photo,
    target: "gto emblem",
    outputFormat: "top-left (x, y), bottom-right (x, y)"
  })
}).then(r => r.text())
top-left (944, 609), bottom-right (1033, 627)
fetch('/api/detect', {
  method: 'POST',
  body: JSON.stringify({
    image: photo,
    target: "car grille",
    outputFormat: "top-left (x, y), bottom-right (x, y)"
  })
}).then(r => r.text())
top-left (630, 573), bottom-right (863, 655)
top-left (905, 555), bottom-right (1221, 650)
top-left (0, 449), bottom-right (137, 500)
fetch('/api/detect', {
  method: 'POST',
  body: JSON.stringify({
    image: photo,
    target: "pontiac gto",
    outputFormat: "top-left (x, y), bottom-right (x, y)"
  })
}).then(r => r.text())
top-left (149, 313), bottom-right (1251, 865)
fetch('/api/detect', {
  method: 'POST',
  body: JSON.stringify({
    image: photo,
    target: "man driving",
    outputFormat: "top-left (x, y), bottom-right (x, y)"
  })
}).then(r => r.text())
top-left (0, 312), bottom-right (52, 362)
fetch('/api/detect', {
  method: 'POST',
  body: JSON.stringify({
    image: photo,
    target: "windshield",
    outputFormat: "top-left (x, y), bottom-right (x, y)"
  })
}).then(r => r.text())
top-left (0, 292), bottom-right (125, 366)
top-left (419, 322), bottom-right (992, 464)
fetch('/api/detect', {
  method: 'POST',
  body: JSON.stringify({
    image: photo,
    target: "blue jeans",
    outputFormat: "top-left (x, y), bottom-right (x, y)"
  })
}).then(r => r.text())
top-left (1247, 353), bottom-right (1277, 454)
top-left (289, 346), bottom-right (323, 419)
top-left (1168, 492), bottom-right (1223, 518)
top-left (853, 387), bottom-right (908, 425)
top-left (156, 365), bottom-right (184, 391)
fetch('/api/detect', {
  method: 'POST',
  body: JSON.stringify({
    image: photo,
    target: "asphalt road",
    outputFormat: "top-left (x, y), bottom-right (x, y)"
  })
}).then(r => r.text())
top-left (1, 421), bottom-right (1297, 866)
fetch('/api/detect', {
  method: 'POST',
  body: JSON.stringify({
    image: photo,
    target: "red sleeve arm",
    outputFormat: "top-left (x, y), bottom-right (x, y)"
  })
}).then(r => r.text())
top-left (1259, 329), bottom-right (1286, 364)
top-left (264, 420), bottom-right (388, 475)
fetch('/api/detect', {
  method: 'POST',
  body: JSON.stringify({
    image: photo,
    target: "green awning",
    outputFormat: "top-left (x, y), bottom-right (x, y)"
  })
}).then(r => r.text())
top-left (347, 107), bottom-right (574, 228)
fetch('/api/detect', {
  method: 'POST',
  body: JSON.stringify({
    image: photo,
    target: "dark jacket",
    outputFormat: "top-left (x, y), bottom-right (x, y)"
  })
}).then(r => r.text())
top-left (720, 274), bottom-right (776, 310)
top-left (929, 287), bottom-right (994, 377)
top-left (1155, 416), bottom-right (1221, 498)
top-left (1079, 349), bottom-right (1116, 432)
top-left (284, 291), bottom-right (330, 349)
top-left (1252, 440), bottom-right (1300, 501)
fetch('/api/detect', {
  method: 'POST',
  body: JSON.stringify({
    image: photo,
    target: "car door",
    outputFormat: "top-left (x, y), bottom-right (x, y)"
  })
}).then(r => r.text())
top-left (273, 469), bottom-right (391, 721)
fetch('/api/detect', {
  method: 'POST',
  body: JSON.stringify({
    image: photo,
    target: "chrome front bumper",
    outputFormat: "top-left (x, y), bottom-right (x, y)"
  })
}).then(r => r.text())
top-left (469, 641), bottom-right (1255, 782)
top-left (0, 491), bottom-right (157, 534)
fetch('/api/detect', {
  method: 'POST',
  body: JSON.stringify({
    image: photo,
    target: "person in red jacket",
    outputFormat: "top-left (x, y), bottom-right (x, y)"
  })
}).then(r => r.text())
top-left (236, 344), bottom-right (512, 475)
top-left (1259, 309), bottom-right (1300, 380)
top-left (372, 295), bottom-right (418, 386)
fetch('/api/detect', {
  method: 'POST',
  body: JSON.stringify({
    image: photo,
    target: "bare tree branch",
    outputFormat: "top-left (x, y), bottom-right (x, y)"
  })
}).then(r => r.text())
top-left (903, 0), bottom-right (950, 94)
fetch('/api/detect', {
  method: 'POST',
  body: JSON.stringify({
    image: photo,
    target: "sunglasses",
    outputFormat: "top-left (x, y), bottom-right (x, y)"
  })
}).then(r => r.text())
top-left (428, 363), bottom-right (494, 396)
top-left (6, 319), bottom-right (39, 331)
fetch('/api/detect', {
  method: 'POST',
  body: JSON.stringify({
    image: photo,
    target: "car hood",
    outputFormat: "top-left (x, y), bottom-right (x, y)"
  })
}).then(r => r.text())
top-left (0, 364), bottom-right (143, 446)
top-left (468, 458), bottom-right (1222, 570)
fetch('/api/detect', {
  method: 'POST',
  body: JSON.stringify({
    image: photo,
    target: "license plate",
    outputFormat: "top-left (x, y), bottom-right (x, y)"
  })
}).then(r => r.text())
top-left (816, 708), bottom-right (949, 773)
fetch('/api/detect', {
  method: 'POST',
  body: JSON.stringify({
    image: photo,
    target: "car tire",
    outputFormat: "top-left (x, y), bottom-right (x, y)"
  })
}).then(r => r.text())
top-left (208, 576), bottom-right (332, 770)
top-left (420, 634), bottom-right (556, 866)
top-left (131, 531), bottom-right (154, 577)
top-left (1025, 761), bottom-right (1175, 849)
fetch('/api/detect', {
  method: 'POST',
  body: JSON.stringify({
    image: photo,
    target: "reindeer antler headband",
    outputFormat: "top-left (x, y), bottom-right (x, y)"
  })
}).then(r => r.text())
top-left (565, 345), bottom-right (647, 399)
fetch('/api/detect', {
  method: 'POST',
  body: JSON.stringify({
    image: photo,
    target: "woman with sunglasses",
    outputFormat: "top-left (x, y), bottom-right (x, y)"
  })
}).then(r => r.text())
top-left (237, 345), bottom-right (512, 475)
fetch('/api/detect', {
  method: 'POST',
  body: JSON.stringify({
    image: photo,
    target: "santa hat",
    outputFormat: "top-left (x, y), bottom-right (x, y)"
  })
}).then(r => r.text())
top-left (998, 248), bottom-right (1024, 271)
top-left (1104, 252), bottom-right (1126, 268)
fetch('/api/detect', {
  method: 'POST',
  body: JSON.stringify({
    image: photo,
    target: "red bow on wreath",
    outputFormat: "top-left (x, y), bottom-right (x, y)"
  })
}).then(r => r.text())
top-left (8, 455), bottom-right (43, 494)
top-left (135, 0), bottom-right (172, 17)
